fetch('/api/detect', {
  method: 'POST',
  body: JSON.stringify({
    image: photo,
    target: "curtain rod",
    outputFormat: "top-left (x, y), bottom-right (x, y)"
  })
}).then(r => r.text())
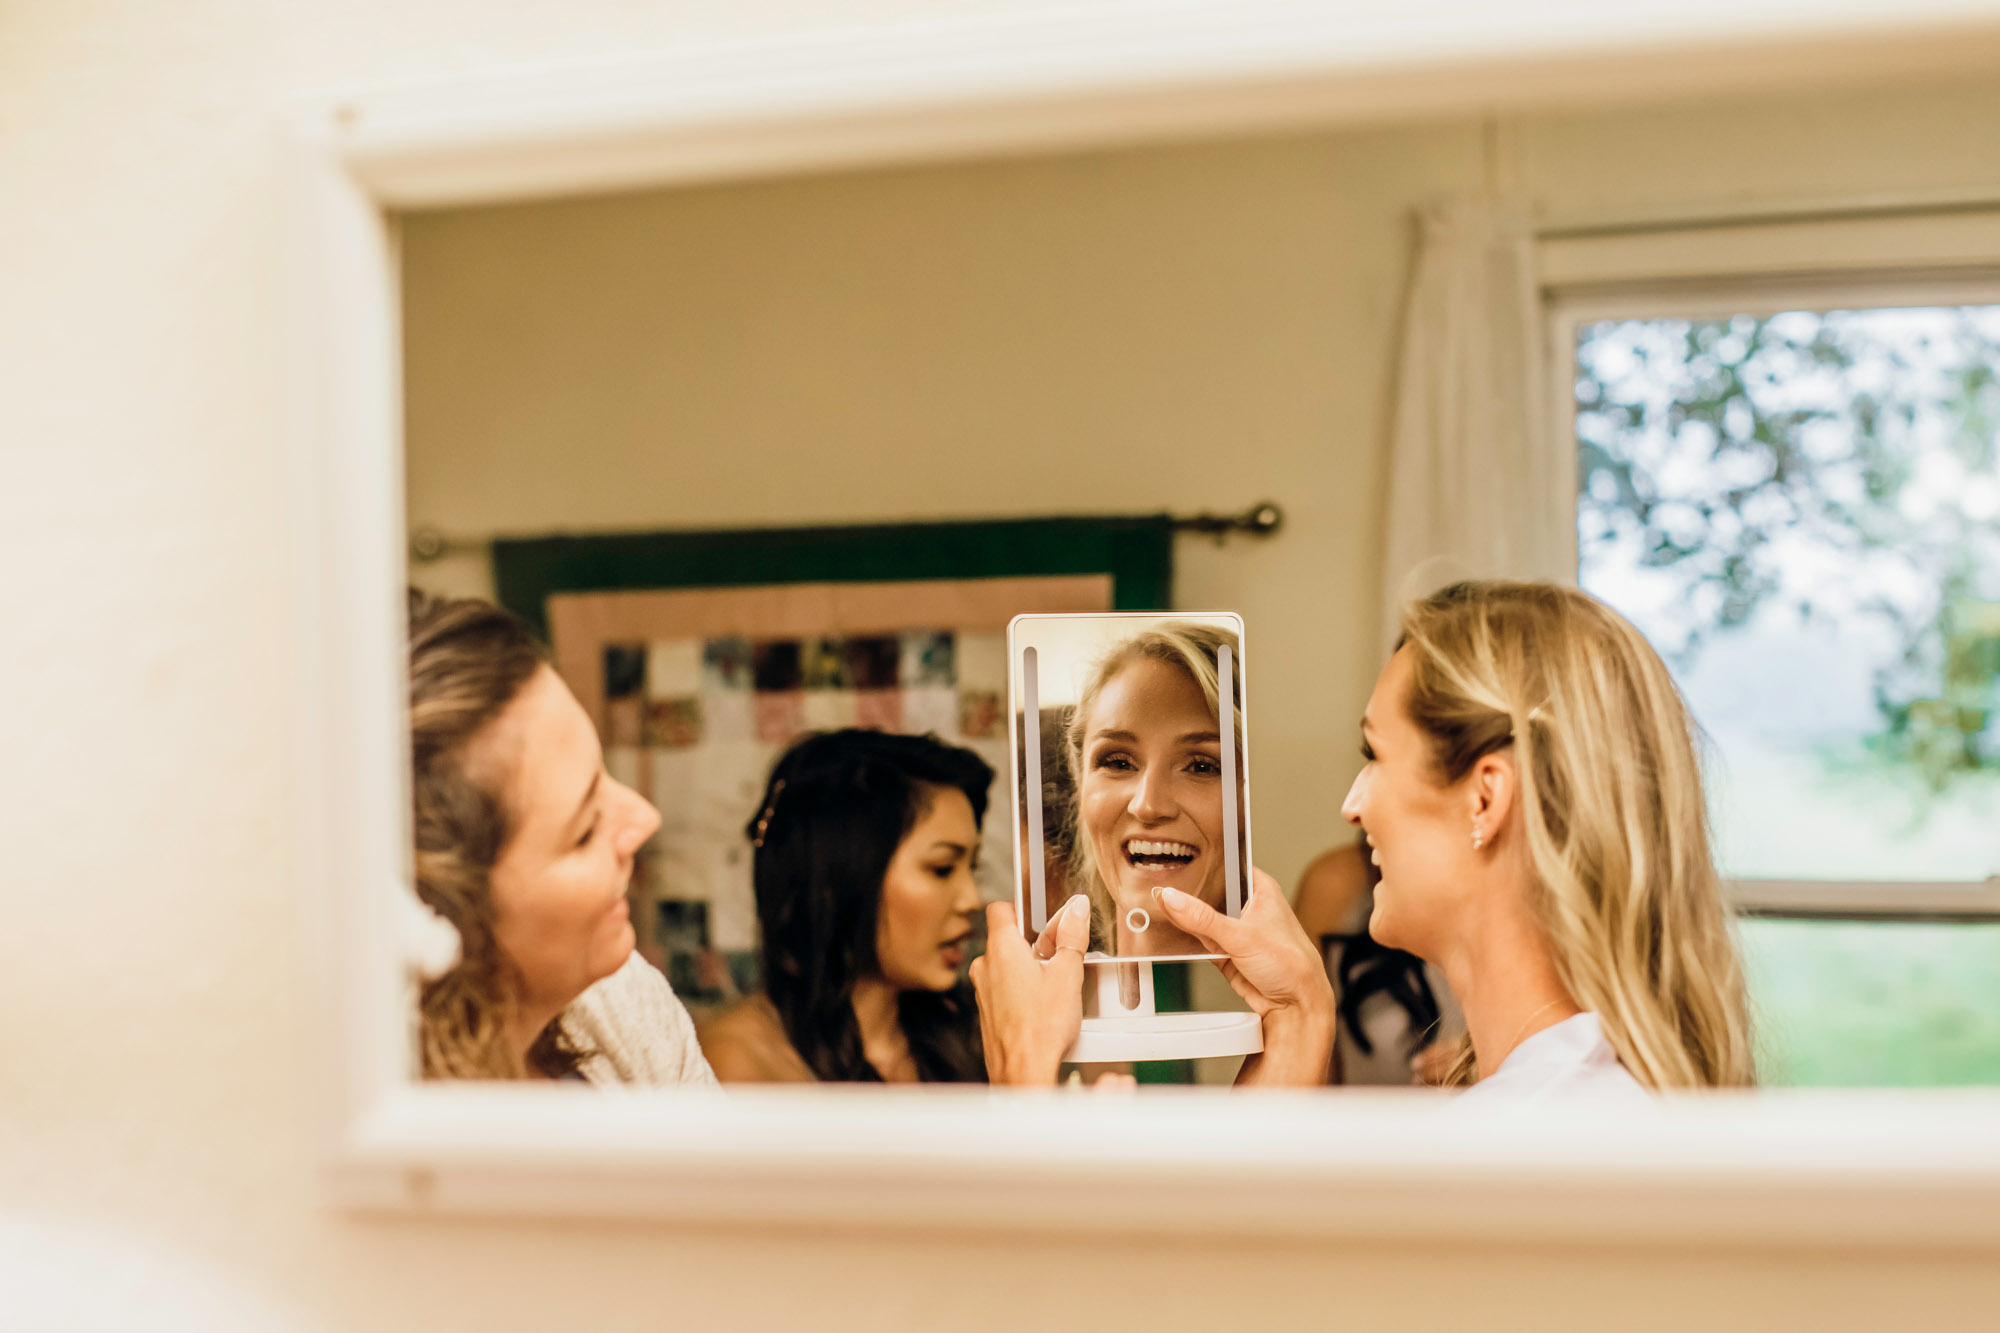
top-left (408, 501), bottom-right (1285, 565)
top-left (1535, 185), bottom-right (2000, 242)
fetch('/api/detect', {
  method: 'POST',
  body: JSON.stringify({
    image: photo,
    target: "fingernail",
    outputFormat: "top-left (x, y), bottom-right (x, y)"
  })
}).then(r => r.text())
top-left (1160, 887), bottom-right (1187, 904)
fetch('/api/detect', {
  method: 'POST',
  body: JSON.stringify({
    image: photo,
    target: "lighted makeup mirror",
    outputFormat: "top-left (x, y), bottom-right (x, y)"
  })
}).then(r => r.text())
top-left (1010, 612), bottom-right (1261, 1063)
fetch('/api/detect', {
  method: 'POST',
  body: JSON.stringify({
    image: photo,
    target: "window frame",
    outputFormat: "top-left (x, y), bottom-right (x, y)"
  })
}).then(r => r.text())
top-left (1545, 254), bottom-right (2000, 921)
top-left (294, 6), bottom-right (2000, 1243)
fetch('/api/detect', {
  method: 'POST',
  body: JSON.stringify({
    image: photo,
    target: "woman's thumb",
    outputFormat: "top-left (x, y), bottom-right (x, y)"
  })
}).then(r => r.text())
top-left (1055, 892), bottom-right (1090, 956)
top-left (1156, 885), bottom-right (1232, 943)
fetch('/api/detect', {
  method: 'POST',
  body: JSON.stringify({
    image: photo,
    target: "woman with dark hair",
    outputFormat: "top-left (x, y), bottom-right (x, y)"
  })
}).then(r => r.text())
top-left (699, 729), bottom-right (993, 1083)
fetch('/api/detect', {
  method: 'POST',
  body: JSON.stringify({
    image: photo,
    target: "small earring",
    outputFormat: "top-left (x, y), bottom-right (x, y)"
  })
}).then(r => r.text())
top-left (1471, 826), bottom-right (1485, 850)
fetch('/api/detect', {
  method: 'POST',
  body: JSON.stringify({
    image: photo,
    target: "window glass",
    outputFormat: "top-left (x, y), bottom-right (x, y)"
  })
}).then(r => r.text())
top-left (1741, 918), bottom-right (2000, 1085)
top-left (1574, 306), bottom-right (2000, 882)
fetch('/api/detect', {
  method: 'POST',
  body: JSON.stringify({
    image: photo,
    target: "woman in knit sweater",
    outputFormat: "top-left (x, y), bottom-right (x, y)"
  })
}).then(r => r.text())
top-left (405, 591), bottom-right (715, 1086)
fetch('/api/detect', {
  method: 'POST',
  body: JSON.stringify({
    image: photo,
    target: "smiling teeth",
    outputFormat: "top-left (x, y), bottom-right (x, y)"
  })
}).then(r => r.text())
top-left (1127, 839), bottom-right (1197, 857)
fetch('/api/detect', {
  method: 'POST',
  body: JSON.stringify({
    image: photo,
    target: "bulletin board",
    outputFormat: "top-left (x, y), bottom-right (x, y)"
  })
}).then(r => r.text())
top-left (496, 510), bottom-right (1168, 1008)
top-left (499, 514), bottom-right (1188, 1078)
top-left (546, 575), bottom-right (1112, 1001)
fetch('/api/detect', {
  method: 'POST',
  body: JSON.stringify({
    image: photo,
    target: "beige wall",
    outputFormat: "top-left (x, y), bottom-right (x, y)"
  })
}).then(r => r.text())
top-left (403, 70), bottom-right (2000, 891)
top-left (10, 0), bottom-right (2000, 1325)
top-left (404, 123), bottom-right (1488, 890)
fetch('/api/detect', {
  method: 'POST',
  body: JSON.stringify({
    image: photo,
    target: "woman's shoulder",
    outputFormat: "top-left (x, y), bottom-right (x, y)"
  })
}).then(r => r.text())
top-left (698, 996), bottom-right (817, 1084)
top-left (562, 952), bottom-right (720, 1089)
top-left (699, 995), bottom-right (783, 1044)
top-left (1294, 843), bottom-right (1372, 938)
top-left (1456, 1012), bottom-right (1653, 1108)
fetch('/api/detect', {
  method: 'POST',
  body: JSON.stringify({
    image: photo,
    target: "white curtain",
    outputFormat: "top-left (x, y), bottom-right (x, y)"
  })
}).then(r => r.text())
top-left (1381, 195), bottom-right (1571, 650)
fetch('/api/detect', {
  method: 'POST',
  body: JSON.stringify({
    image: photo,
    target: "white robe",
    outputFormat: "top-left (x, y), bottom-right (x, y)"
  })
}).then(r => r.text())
top-left (1454, 1012), bottom-right (1650, 1107)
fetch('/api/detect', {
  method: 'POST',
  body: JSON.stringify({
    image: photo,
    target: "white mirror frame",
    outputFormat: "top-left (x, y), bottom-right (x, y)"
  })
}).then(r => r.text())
top-left (292, 1), bottom-right (2000, 1245)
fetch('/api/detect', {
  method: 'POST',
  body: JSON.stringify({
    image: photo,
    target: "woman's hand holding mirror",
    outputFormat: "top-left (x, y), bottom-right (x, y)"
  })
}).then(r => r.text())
top-left (1155, 868), bottom-right (1335, 1087)
top-left (970, 894), bottom-right (1091, 1085)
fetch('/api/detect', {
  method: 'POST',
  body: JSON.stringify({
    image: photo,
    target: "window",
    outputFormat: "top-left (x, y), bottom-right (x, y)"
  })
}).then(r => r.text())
top-left (1558, 287), bottom-right (2000, 1085)
top-left (1740, 917), bottom-right (2000, 1085)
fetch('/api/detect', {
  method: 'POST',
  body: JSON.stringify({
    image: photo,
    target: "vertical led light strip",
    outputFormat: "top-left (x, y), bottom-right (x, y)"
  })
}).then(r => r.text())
top-left (1021, 645), bottom-right (1048, 933)
top-left (1218, 643), bottom-right (1242, 917)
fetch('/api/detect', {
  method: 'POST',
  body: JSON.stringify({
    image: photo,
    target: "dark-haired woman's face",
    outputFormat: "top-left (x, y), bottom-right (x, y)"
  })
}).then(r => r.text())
top-left (873, 785), bottom-right (981, 992)
top-left (478, 666), bottom-right (660, 1020)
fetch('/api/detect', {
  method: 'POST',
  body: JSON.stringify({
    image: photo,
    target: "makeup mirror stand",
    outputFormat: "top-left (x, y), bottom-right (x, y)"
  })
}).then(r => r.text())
top-left (1067, 958), bottom-right (1263, 1063)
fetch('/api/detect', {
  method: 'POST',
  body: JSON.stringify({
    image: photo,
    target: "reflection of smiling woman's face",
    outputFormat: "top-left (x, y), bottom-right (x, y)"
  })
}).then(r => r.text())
top-left (1078, 657), bottom-right (1227, 951)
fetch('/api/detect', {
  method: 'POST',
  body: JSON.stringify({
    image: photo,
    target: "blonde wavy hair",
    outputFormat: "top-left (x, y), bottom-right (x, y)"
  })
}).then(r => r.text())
top-left (1061, 621), bottom-right (1243, 951)
top-left (1399, 581), bottom-right (1754, 1089)
top-left (406, 591), bottom-right (583, 1079)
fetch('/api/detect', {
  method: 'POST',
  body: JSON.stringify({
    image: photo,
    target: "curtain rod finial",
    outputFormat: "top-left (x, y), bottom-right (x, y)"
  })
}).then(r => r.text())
top-left (409, 526), bottom-right (451, 563)
top-left (1171, 501), bottom-right (1284, 540)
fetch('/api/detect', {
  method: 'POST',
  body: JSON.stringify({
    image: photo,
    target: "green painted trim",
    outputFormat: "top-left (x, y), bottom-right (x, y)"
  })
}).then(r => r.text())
top-left (492, 515), bottom-right (1175, 641)
top-left (1133, 961), bottom-right (1196, 1084)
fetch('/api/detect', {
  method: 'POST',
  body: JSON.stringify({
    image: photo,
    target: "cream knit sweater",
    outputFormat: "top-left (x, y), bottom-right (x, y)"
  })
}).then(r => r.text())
top-left (561, 951), bottom-right (719, 1088)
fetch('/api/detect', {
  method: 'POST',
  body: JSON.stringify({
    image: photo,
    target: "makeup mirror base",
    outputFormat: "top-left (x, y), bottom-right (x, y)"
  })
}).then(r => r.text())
top-left (1067, 959), bottom-right (1263, 1063)
top-left (1067, 1011), bottom-right (1264, 1064)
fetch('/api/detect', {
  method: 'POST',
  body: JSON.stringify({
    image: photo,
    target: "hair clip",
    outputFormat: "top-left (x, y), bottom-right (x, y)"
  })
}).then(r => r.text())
top-left (751, 778), bottom-right (787, 849)
top-left (1508, 703), bottom-right (1547, 739)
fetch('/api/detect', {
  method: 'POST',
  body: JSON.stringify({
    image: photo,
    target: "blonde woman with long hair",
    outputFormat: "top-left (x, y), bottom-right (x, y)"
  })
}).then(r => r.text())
top-left (978, 580), bottom-right (1754, 1096)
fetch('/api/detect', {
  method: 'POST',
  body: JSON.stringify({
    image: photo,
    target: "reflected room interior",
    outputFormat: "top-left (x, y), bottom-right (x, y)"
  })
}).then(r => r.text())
top-left (400, 78), bottom-right (2000, 1089)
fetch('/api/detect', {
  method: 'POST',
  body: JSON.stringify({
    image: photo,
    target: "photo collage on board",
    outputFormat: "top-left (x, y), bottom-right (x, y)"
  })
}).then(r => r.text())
top-left (598, 627), bottom-right (1013, 1010)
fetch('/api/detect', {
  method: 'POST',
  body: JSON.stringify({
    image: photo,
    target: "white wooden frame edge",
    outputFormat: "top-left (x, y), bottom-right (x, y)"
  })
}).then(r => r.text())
top-left (294, 3), bottom-right (2000, 1244)
top-left (326, 0), bottom-right (2000, 208)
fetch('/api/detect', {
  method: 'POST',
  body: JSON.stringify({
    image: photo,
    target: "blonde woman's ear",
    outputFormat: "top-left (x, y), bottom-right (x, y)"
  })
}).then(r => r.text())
top-left (1470, 750), bottom-right (1517, 827)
